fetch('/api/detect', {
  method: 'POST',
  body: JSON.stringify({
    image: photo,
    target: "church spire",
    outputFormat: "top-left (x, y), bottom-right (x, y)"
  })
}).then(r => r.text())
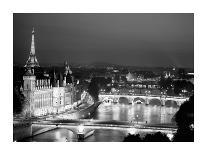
top-left (30, 27), bottom-right (35, 55)
top-left (25, 28), bottom-right (40, 68)
top-left (64, 60), bottom-right (72, 76)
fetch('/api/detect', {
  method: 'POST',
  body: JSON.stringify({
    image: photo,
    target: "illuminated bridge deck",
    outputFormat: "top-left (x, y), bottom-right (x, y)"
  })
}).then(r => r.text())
top-left (31, 119), bottom-right (178, 133)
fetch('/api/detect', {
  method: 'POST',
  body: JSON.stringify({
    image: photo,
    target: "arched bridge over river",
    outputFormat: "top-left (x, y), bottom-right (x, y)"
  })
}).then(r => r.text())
top-left (99, 94), bottom-right (189, 106)
top-left (30, 119), bottom-right (177, 140)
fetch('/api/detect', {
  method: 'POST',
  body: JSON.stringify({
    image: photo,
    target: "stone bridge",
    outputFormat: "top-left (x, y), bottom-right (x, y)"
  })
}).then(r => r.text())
top-left (29, 119), bottom-right (177, 141)
top-left (99, 94), bottom-right (189, 106)
top-left (31, 123), bottom-right (94, 139)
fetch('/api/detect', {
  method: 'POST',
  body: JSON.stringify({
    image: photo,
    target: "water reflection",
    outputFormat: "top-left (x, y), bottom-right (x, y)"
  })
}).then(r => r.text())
top-left (24, 101), bottom-right (179, 142)
top-left (85, 129), bottom-right (127, 142)
top-left (93, 102), bottom-right (179, 124)
top-left (25, 129), bottom-right (77, 142)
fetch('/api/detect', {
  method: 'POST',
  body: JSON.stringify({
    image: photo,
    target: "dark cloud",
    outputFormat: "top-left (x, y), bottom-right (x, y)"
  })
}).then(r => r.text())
top-left (13, 13), bottom-right (194, 68)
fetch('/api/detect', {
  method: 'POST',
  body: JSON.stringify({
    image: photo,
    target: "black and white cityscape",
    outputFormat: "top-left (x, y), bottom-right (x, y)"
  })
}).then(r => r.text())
top-left (13, 13), bottom-right (194, 142)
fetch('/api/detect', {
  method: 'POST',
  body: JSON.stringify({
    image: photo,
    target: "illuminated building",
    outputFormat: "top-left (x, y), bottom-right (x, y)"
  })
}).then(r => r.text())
top-left (126, 72), bottom-right (137, 82)
top-left (22, 29), bottom-right (74, 116)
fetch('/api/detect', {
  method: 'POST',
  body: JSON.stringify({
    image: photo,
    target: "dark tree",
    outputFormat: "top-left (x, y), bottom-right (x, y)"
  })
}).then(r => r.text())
top-left (13, 86), bottom-right (25, 114)
top-left (143, 132), bottom-right (170, 142)
top-left (88, 77), bottom-right (111, 101)
top-left (177, 68), bottom-right (186, 79)
top-left (173, 96), bottom-right (194, 142)
top-left (173, 80), bottom-right (194, 96)
top-left (123, 134), bottom-right (142, 142)
top-left (123, 132), bottom-right (170, 142)
top-left (173, 127), bottom-right (194, 142)
top-left (158, 76), bottom-right (173, 92)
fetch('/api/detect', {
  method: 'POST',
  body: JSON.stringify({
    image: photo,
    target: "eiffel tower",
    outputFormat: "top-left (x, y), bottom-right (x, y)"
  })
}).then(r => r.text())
top-left (25, 28), bottom-right (40, 68)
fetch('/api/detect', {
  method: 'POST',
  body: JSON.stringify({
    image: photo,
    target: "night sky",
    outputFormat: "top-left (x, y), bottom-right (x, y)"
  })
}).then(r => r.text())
top-left (13, 13), bottom-right (194, 68)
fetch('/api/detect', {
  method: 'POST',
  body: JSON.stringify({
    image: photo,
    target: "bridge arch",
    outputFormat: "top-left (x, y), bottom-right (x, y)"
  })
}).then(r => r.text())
top-left (148, 98), bottom-right (162, 106)
top-left (102, 97), bottom-right (113, 103)
top-left (58, 127), bottom-right (78, 135)
top-left (133, 97), bottom-right (145, 104)
top-left (165, 100), bottom-right (179, 107)
top-left (59, 126), bottom-right (95, 139)
top-left (31, 124), bottom-right (78, 137)
top-left (119, 97), bottom-right (130, 104)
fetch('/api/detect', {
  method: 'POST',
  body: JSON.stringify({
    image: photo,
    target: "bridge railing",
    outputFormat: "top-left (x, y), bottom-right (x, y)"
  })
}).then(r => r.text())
top-left (99, 93), bottom-right (188, 99)
top-left (31, 119), bottom-right (178, 133)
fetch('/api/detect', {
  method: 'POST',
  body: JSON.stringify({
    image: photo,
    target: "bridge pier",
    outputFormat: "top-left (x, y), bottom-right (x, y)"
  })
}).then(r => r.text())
top-left (114, 97), bottom-right (119, 103)
top-left (145, 98), bottom-right (149, 105)
top-left (161, 98), bottom-right (166, 106)
top-left (128, 97), bottom-right (134, 105)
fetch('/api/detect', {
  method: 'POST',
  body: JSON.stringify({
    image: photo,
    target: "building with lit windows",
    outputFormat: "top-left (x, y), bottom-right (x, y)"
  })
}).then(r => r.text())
top-left (22, 29), bottom-right (75, 116)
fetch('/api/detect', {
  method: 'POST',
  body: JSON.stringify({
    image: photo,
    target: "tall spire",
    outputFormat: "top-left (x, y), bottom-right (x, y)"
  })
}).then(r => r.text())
top-left (25, 28), bottom-right (40, 68)
top-left (64, 60), bottom-right (72, 76)
top-left (30, 27), bottom-right (35, 55)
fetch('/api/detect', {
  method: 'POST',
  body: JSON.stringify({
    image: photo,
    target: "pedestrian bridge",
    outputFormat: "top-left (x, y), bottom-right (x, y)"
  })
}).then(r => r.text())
top-left (99, 94), bottom-right (188, 106)
top-left (30, 119), bottom-right (177, 140)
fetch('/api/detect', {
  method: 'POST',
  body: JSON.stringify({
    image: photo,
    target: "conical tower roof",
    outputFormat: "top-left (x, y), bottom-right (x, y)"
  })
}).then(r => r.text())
top-left (64, 60), bottom-right (72, 76)
top-left (25, 28), bottom-right (40, 68)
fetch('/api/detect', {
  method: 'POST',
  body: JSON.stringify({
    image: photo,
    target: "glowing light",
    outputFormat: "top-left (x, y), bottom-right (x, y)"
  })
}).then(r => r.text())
top-left (128, 128), bottom-right (136, 135)
top-left (190, 124), bottom-right (194, 130)
top-left (78, 124), bottom-right (84, 133)
top-left (167, 133), bottom-right (174, 141)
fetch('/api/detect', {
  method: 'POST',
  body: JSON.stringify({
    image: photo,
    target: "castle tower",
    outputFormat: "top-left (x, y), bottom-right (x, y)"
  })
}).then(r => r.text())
top-left (23, 68), bottom-right (36, 116)
top-left (23, 68), bottom-right (36, 91)
top-left (25, 28), bottom-right (40, 69)
top-left (52, 69), bottom-right (57, 87)
top-left (63, 60), bottom-right (73, 84)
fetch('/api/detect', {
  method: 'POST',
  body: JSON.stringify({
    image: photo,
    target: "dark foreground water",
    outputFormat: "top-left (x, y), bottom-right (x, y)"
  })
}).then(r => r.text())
top-left (23, 101), bottom-right (179, 142)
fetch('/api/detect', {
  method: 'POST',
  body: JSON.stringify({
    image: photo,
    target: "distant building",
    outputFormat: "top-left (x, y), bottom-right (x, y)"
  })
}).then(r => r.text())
top-left (126, 72), bottom-right (137, 82)
top-left (163, 71), bottom-right (175, 79)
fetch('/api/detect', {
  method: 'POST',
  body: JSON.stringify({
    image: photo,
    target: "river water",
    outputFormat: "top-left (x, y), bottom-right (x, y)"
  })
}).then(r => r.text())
top-left (23, 101), bottom-right (179, 142)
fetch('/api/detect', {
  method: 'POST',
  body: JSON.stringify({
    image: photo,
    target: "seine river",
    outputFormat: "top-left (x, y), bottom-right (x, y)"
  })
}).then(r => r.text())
top-left (24, 101), bottom-right (179, 142)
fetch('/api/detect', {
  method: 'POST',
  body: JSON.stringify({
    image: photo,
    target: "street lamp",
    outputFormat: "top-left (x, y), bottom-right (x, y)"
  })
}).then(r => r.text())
top-left (77, 124), bottom-right (84, 133)
top-left (167, 133), bottom-right (174, 141)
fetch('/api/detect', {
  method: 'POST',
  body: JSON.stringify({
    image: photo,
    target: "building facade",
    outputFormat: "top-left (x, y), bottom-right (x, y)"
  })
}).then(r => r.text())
top-left (22, 29), bottom-right (74, 116)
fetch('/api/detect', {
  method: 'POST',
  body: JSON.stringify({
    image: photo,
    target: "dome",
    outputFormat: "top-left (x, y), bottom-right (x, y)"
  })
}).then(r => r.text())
top-left (126, 72), bottom-right (136, 81)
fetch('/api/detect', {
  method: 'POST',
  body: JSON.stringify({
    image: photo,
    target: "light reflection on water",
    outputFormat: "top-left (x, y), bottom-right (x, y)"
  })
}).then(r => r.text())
top-left (25, 128), bottom-right (77, 142)
top-left (25, 101), bottom-right (179, 142)
top-left (93, 102), bottom-right (179, 124)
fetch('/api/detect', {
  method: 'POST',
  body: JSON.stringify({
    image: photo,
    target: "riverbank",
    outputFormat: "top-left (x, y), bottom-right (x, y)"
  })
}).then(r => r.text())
top-left (13, 101), bottom-right (101, 141)
top-left (54, 101), bottom-right (101, 119)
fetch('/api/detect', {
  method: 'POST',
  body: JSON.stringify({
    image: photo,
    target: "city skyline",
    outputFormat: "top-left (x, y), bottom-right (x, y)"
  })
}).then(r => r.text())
top-left (13, 13), bottom-right (194, 142)
top-left (13, 13), bottom-right (194, 68)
